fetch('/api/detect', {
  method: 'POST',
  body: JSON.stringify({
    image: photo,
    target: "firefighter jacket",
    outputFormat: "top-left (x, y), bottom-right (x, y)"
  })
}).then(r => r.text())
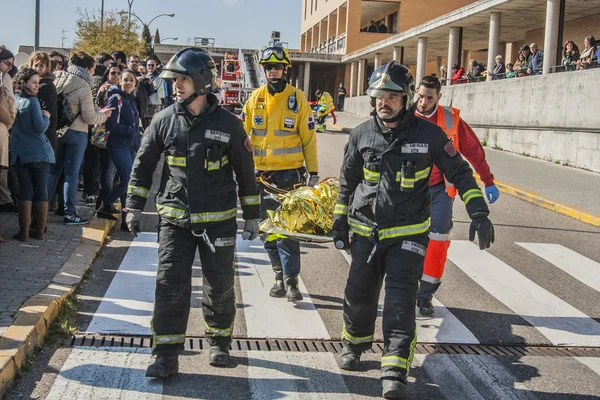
top-left (316, 92), bottom-right (335, 117)
top-left (333, 113), bottom-right (489, 242)
top-left (242, 84), bottom-right (318, 173)
top-left (127, 94), bottom-right (260, 231)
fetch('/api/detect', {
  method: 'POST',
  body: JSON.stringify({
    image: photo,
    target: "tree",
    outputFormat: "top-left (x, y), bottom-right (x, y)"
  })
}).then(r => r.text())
top-left (73, 8), bottom-right (142, 57)
top-left (140, 24), bottom-right (153, 58)
top-left (154, 28), bottom-right (161, 44)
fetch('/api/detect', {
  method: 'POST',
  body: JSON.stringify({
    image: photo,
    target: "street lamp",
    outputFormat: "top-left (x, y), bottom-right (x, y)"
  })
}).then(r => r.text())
top-left (161, 37), bottom-right (178, 43)
top-left (119, 11), bottom-right (175, 31)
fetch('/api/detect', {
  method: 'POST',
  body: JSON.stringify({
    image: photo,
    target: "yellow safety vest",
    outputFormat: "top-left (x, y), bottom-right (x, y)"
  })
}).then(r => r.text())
top-left (317, 92), bottom-right (335, 117)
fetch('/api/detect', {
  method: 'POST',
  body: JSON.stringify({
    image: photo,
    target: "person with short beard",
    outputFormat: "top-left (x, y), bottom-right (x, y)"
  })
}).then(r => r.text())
top-left (332, 61), bottom-right (495, 399)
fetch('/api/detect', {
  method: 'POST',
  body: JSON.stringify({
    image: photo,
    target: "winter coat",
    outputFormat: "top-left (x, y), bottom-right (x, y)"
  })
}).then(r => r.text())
top-left (54, 65), bottom-right (106, 133)
top-left (105, 85), bottom-right (140, 152)
top-left (38, 71), bottom-right (58, 150)
top-left (0, 72), bottom-right (16, 168)
top-left (10, 95), bottom-right (54, 165)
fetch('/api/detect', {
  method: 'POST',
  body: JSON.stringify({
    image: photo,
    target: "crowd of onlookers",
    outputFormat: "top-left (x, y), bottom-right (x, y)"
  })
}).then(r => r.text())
top-left (439, 35), bottom-right (598, 85)
top-left (0, 44), bottom-right (172, 243)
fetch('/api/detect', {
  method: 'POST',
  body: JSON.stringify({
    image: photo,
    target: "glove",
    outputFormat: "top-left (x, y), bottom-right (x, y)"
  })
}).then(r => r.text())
top-left (485, 185), bottom-right (500, 204)
top-left (469, 215), bottom-right (495, 250)
top-left (242, 219), bottom-right (260, 241)
top-left (333, 230), bottom-right (350, 250)
top-left (308, 174), bottom-right (320, 187)
top-left (125, 209), bottom-right (142, 238)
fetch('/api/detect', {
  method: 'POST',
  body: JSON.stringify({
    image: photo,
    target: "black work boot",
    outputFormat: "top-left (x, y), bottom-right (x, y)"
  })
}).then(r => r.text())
top-left (269, 272), bottom-right (286, 298)
top-left (417, 299), bottom-right (435, 318)
top-left (284, 276), bottom-right (303, 302)
top-left (339, 346), bottom-right (361, 371)
top-left (382, 378), bottom-right (408, 399)
top-left (209, 345), bottom-right (231, 367)
top-left (146, 355), bottom-right (179, 378)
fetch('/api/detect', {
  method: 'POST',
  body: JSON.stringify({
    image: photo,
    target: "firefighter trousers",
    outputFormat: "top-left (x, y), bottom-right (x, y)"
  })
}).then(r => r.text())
top-left (152, 219), bottom-right (237, 355)
top-left (342, 234), bottom-right (428, 381)
top-left (260, 169), bottom-right (302, 278)
top-left (418, 183), bottom-right (454, 300)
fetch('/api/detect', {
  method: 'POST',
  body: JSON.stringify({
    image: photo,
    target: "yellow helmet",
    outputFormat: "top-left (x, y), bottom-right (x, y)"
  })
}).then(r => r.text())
top-left (259, 46), bottom-right (291, 66)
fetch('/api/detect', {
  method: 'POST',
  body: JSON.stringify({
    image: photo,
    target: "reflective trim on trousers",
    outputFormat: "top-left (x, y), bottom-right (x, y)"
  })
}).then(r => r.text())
top-left (381, 355), bottom-right (408, 369)
top-left (273, 146), bottom-right (303, 156)
top-left (342, 324), bottom-right (373, 345)
top-left (334, 204), bottom-right (348, 215)
top-left (240, 195), bottom-right (260, 206)
top-left (154, 334), bottom-right (186, 345)
top-left (462, 188), bottom-right (484, 205)
top-left (190, 208), bottom-right (237, 224)
top-left (166, 155), bottom-right (186, 167)
top-left (128, 185), bottom-right (149, 199)
top-left (204, 322), bottom-right (233, 337)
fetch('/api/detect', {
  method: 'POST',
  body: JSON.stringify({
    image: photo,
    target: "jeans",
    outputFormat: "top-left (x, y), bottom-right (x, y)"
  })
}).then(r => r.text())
top-left (98, 148), bottom-right (116, 203)
top-left (14, 161), bottom-right (50, 202)
top-left (47, 129), bottom-right (88, 217)
top-left (104, 147), bottom-right (135, 207)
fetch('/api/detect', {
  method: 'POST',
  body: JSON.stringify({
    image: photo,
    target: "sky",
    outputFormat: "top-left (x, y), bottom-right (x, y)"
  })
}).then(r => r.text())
top-left (2, 0), bottom-right (301, 55)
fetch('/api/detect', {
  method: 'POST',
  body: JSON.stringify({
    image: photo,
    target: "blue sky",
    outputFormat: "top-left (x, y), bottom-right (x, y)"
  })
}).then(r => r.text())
top-left (3, 0), bottom-right (301, 54)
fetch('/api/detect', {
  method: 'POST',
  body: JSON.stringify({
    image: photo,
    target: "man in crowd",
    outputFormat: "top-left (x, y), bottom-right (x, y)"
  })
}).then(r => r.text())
top-left (414, 75), bottom-right (499, 317)
top-left (144, 57), bottom-right (167, 127)
top-left (125, 47), bottom-right (260, 377)
top-left (127, 54), bottom-right (155, 123)
top-left (527, 43), bottom-right (544, 75)
top-left (315, 89), bottom-right (337, 132)
top-left (337, 82), bottom-right (347, 111)
top-left (332, 61), bottom-right (495, 399)
top-left (241, 45), bottom-right (318, 302)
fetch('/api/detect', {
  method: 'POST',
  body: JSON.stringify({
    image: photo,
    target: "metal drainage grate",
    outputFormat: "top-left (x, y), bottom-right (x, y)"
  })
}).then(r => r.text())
top-left (69, 335), bottom-right (600, 358)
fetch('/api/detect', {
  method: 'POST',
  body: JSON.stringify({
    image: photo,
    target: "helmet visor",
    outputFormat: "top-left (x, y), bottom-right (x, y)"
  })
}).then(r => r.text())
top-left (260, 48), bottom-right (290, 64)
top-left (366, 89), bottom-right (405, 100)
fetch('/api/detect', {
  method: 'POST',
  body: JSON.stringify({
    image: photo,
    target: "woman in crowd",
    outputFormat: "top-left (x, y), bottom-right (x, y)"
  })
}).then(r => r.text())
top-left (10, 68), bottom-right (54, 241)
top-left (27, 52), bottom-right (58, 151)
top-left (561, 40), bottom-right (580, 71)
top-left (505, 63), bottom-right (516, 78)
top-left (513, 52), bottom-right (528, 77)
top-left (49, 52), bottom-right (113, 225)
top-left (96, 69), bottom-right (140, 232)
top-left (49, 51), bottom-right (67, 72)
top-left (0, 46), bottom-right (17, 232)
top-left (578, 36), bottom-right (597, 70)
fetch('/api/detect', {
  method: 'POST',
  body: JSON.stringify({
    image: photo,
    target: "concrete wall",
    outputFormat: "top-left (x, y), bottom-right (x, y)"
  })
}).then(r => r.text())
top-left (344, 68), bottom-right (600, 172)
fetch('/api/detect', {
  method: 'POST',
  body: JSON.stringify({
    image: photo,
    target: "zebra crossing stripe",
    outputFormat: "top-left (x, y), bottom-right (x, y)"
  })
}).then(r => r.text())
top-left (86, 233), bottom-right (158, 335)
top-left (576, 357), bottom-right (600, 377)
top-left (517, 243), bottom-right (600, 293)
top-left (236, 237), bottom-right (330, 339)
top-left (448, 241), bottom-right (600, 346)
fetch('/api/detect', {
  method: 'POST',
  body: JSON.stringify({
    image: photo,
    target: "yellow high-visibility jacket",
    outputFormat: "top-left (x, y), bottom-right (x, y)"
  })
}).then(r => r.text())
top-left (316, 91), bottom-right (335, 117)
top-left (242, 84), bottom-right (318, 173)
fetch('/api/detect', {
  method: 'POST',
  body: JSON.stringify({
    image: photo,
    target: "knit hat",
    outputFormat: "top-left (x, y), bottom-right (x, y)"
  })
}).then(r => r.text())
top-left (0, 46), bottom-right (14, 61)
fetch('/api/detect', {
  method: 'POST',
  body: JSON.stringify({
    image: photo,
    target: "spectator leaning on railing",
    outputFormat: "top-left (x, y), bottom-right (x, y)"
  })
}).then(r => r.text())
top-left (505, 63), bottom-right (516, 78)
top-left (527, 43), bottom-right (543, 75)
top-left (514, 52), bottom-right (528, 77)
top-left (561, 40), bottom-right (580, 72)
top-left (489, 55), bottom-right (505, 80)
top-left (578, 36), bottom-right (597, 70)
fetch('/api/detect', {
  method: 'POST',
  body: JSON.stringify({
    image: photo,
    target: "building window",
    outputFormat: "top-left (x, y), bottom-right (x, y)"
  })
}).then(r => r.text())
top-left (337, 38), bottom-right (346, 50)
top-left (304, 0), bottom-right (307, 19)
top-left (315, 0), bottom-right (318, 11)
top-left (311, 0), bottom-right (313, 14)
top-left (388, 11), bottom-right (398, 34)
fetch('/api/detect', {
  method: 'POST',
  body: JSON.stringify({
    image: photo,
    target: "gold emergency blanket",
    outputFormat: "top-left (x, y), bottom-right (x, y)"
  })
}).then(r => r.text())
top-left (263, 178), bottom-right (339, 235)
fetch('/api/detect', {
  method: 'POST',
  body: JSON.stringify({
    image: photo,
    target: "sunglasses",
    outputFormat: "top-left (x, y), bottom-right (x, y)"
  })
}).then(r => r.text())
top-left (1, 60), bottom-right (13, 67)
top-left (109, 71), bottom-right (121, 75)
top-left (264, 63), bottom-right (285, 71)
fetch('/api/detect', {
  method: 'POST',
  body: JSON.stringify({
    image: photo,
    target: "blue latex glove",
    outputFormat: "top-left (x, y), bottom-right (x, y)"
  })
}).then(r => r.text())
top-left (485, 185), bottom-right (500, 204)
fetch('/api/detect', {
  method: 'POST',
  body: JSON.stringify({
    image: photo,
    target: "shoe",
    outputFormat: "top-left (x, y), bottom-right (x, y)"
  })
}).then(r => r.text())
top-left (209, 345), bottom-right (231, 367)
top-left (0, 203), bottom-right (18, 213)
top-left (85, 194), bottom-right (98, 206)
top-left (339, 346), bottom-right (361, 371)
top-left (120, 212), bottom-right (129, 232)
top-left (63, 215), bottom-right (89, 225)
top-left (145, 355), bottom-right (178, 378)
top-left (417, 299), bottom-right (435, 318)
top-left (284, 276), bottom-right (303, 302)
top-left (13, 201), bottom-right (32, 242)
top-left (96, 204), bottom-right (119, 220)
top-left (382, 378), bottom-right (408, 399)
top-left (29, 202), bottom-right (48, 240)
top-left (77, 182), bottom-right (84, 192)
top-left (269, 272), bottom-right (286, 298)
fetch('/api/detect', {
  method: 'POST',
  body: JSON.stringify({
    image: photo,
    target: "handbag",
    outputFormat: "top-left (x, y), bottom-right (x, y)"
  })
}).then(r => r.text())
top-left (90, 93), bottom-right (122, 149)
top-left (0, 78), bottom-right (15, 128)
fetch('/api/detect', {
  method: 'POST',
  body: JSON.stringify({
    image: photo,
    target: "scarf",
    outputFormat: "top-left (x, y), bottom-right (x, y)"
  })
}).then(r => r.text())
top-left (67, 64), bottom-right (92, 85)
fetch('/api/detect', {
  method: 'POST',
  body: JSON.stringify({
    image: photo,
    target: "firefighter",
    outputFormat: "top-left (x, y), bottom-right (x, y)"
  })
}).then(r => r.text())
top-left (414, 75), bottom-right (499, 317)
top-left (332, 61), bottom-right (495, 399)
top-left (241, 46), bottom-right (318, 302)
top-left (125, 48), bottom-right (261, 378)
top-left (314, 89), bottom-right (337, 132)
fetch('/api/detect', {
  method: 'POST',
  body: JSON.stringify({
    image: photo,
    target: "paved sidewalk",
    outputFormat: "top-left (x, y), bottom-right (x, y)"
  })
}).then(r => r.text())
top-left (0, 196), bottom-right (97, 336)
top-left (330, 112), bottom-right (600, 220)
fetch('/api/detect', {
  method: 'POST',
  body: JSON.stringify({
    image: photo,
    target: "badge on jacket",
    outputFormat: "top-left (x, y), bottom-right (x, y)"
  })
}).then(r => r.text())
top-left (205, 129), bottom-right (231, 144)
top-left (284, 117), bottom-right (295, 129)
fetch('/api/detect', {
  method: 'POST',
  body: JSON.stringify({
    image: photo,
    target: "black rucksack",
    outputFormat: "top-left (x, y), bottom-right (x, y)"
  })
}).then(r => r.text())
top-left (56, 91), bottom-right (79, 136)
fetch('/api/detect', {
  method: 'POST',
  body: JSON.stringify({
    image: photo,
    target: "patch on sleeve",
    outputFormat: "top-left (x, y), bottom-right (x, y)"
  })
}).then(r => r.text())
top-left (307, 115), bottom-right (315, 130)
top-left (205, 129), bottom-right (231, 144)
top-left (244, 136), bottom-right (253, 152)
top-left (401, 240), bottom-right (427, 257)
top-left (214, 236), bottom-right (236, 247)
top-left (444, 140), bottom-right (458, 157)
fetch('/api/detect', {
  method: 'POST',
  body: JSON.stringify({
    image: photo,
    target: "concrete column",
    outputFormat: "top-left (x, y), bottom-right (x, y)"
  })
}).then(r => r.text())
top-left (461, 50), bottom-right (470, 68)
top-left (487, 12), bottom-right (501, 81)
top-left (447, 27), bottom-right (460, 86)
top-left (291, 68), bottom-right (297, 88)
top-left (543, 0), bottom-right (560, 75)
top-left (357, 59), bottom-right (365, 96)
top-left (374, 53), bottom-right (382, 70)
top-left (349, 61), bottom-right (357, 97)
top-left (298, 64), bottom-right (305, 91)
top-left (436, 56), bottom-right (443, 77)
top-left (416, 37), bottom-right (428, 84)
top-left (303, 62), bottom-right (311, 95)
top-left (393, 46), bottom-right (401, 62)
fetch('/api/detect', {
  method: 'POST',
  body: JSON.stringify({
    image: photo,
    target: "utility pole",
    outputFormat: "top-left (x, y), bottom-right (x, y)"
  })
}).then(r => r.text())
top-left (101, 0), bottom-right (105, 29)
top-left (60, 29), bottom-right (68, 48)
top-left (34, 0), bottom-right (41, 51)
top-left (127, 0), bottom-right (134, 31)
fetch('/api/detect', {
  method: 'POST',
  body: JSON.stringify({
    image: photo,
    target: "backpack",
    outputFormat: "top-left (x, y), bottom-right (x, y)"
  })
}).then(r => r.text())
top-left (90, 93), bottom-right (122, 149)
top-left (56, 91), bottom-right (79, 137)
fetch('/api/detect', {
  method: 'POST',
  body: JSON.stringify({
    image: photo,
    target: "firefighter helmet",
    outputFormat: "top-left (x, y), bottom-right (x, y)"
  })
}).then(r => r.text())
top-left (259, 46), bottom-right (292, 66)
top-left (160, 47), bottom-right (217, 95)
top-left (366, 61), bottom-right (415, 110)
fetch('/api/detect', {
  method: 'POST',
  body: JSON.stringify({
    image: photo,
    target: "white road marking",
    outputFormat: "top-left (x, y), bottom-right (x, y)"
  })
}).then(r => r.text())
top-left (517, 243), bottom-right (600, 293)
top-left (575, 357), bottom-right (600, 376)
top-left (86, 233), bottom-right (157, 335)
top-left (45, 347), bottom-right (161, 400)
top-left (448, 240), bottom-right (600, 346)
top-left (236, 237), bottom-right (330, 339)
top-left (248, 351), bottom-right (352, 399)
